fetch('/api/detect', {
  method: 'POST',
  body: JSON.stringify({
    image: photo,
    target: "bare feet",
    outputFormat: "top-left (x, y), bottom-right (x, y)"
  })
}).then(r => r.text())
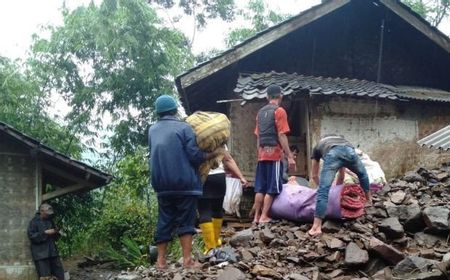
top-left (156, 260), bottom-right (168, 270)
top-left (183, 258), bottom-right (202, 269)
top-left (308, 228), bottom-right (322, 237)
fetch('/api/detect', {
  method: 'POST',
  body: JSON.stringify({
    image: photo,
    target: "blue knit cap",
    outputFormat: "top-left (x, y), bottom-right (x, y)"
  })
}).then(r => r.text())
top-left (155, 95), bottom-right (177, 114)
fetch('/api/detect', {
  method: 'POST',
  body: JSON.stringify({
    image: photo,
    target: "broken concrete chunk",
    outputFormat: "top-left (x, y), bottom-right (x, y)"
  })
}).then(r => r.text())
top-left (345, 242), bottom-right (369, 266)
top-left (378, 217), bottom-right (404, 239)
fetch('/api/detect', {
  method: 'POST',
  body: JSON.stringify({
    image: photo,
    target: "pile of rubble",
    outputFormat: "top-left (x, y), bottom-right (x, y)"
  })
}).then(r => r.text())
top-left (118, 164), bottom-right (450, 280)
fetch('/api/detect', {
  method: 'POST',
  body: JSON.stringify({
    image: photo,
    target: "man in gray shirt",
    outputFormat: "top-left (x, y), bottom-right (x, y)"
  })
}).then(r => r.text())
top-left (308, 134), bottom-right (371, 236)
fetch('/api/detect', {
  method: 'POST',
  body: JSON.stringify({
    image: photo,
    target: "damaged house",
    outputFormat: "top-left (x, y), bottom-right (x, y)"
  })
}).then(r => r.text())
top-left (0, 122), bottom-right (112, 280)
top-left (175, 0), bottom-right (450, 179)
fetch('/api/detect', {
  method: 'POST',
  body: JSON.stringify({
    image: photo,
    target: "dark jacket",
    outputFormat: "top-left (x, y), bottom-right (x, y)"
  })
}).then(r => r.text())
top-left (27, 214), bottom-right (60, 261)
top-left (149, 116), bottom-right (206, 197)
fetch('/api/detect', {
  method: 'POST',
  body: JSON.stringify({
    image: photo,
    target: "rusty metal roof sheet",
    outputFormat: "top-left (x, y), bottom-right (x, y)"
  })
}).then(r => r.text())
top-left (418, 125), bottom-right (450, 151)
top-left (234, 72), bottom-right (450, 103)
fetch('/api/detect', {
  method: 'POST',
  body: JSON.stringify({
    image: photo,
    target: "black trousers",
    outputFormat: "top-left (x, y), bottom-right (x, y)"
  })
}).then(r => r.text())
top-left (35, 257), bottom-right (65, 280)
top-left (198, 197), bottom-right (225, 224)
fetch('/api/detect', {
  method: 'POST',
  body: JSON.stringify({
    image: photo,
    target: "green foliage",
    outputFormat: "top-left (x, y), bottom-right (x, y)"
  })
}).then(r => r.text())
top-left (104, 236), bottom-right (149, 268)
top-left (30, 0), bottom-right (194, 156)
top-left (226, 0), bottom-right (291, 48)
top-left (0, 56), bottom-right (82, 157)
top-left (149, 0), bottom-right (236, 28)
top-left (402, 0), bottom-right (450, 27)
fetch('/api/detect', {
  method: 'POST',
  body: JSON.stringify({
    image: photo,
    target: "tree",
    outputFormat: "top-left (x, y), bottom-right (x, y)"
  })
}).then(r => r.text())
top-left (403, 0), bottom-right (450, 27)
top-left (30, 0), bottom-right (194, 157)
top-left (226, 0), bottom-right (291, 48)
top-left (0, 56), bottom-right (82, 157)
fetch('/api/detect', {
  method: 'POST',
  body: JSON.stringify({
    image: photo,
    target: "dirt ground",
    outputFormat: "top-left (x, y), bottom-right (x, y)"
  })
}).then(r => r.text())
top-left (63, 257), bottom-right (120, 280)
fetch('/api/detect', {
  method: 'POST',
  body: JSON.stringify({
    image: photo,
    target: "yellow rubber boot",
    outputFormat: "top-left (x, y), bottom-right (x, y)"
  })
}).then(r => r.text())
top-left (200, 222), bottom-right (216, 254)
top-left (212, 218), bottom-right (223, 247)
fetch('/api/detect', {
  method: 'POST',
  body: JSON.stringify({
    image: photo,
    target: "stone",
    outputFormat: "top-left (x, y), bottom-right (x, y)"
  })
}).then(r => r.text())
top-left (217, 267), bottom-right (246, 280)
top-left (287, 257), bottom-right (300, 264)
top-left (404, 171), bottom-right (426, 183)
top-left (385, 202), bottom-right (425, 233)
top-left (117, 275), bottom-right (139, 280)
top-left (422, 206), bottom-right (450, 233)
top-left (369, 237), bottom-right (405, 265)
top-left (230, 229), bottom-right (253, 247)
top-left (414, 232), bottom-right (446, 247)
top-left (390, 190), bottom-right (406, 204)
top-left (345, 242), bottom-right (369, 266)
top-left (443, 253), bottom-right (450, 262)
top-left (393, 256), bottom-right (437, 276)
top-left (366, 206), bottom-right (388, 219)
top-left (326, 251), bottom-right (341, 262)
top-left (420, 249), bottom-right (435, 259)
top-left (378, 217), bottom-right (404, 239)
top-left (327, 269), bottom-right (344, 278)
top-left (260, 228), bottom-right (275, 244)
top-left (287, 273), bottom-right (309, 280)
top-left (322, 220), bottom-right (341, 233)
top-left (173, 273), bottom-right (183, 280)
top-left (240, 249), bottom-right (253, 262)
top-left (251, 264), bottom-right (282, 279)
top-left (322, 235), bottom-right (345, 249)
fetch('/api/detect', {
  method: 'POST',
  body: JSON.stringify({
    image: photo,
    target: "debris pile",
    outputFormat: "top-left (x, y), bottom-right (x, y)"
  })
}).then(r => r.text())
top-left (119, 164), bottom-right (450, 280)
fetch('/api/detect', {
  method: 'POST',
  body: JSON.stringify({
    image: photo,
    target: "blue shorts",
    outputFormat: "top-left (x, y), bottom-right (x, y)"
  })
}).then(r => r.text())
top-left (254, 160), bottom-right (283, 195)
top-left (155, 195), bottom-right (198, 244)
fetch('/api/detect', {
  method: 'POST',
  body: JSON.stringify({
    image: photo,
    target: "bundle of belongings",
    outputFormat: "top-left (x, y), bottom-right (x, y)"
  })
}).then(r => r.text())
top-left (344, 149), bottom-right (387, 193)
top-left (271, 149), bottom-right (386, 222)
top-left (185, 111), bottom-right (231, 182)
top-left (271, 183), bottom-right (367, 222)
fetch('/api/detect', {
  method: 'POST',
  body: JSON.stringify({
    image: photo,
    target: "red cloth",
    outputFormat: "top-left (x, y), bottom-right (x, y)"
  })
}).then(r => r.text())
top-left (340, 184), bottom-right (366, 219)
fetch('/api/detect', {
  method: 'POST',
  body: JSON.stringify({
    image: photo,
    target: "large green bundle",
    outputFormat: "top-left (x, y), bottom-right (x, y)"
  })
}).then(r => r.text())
top-left (186, 111), bottom-right (230, 182)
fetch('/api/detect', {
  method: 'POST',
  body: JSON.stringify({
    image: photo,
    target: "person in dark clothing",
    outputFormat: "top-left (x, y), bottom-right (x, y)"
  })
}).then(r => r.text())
top-left (149, 95), bottom-right (223, 269)
top-left (198, 148), bottom-right (248, 254)
top-left (28, 203), bottom-right (65, 280)
top-left (308, 134), bottom-right (372, 236)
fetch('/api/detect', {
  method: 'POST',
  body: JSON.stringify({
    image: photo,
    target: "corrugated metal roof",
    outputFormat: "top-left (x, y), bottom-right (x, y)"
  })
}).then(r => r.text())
top-left (418, 125), bottom-right (450, 151)
top-left (234, 72), bottom-right (450, 103)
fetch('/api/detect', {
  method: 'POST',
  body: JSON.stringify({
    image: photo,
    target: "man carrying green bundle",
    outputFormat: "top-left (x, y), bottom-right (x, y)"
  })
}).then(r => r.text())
top-left (148, 95), bottom-right (223, 269)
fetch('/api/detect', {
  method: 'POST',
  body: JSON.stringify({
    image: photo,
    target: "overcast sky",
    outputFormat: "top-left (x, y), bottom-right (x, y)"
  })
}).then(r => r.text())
top-left (0, 0), bottom-right (448, 60)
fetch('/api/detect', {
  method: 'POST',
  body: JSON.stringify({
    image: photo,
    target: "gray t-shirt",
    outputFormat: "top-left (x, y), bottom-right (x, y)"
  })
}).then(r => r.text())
top-left (311, 135), bottom-right (353, 160)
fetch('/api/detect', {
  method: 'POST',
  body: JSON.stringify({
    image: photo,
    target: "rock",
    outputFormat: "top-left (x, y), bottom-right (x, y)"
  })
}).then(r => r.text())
top-left (230, 229), bottom-right (253, 247)
top-left (322, 235), bottom-right (345, 249)
top-left (326, 251), bottom-right (341, 262)
top-left (369, 237), bottom-right (405, 265)
top-left (385, 202), bottom-right (425, 232)
top-left (420, 249), bottom-right (435, 259)
top-left (393, 256), bottom-right (438, 276)
top-left (378, 217), bottom-right (404, 239)
top-left (404, 171), bottom-right (426, 183)
top-left (322, 220), bottom-right (341, 233)
top-left (251, 264), bottom-right (282, 279)
top-left (287, 273), bottom-right (309, 280)
top-left (443, 253), bottom-right (450, 262)
top-left (260, 228), bottom-right (275, 244)
top-left (390, 190), bottom-right (406, 204)
top-left (286, 257), bottom-right (300, 264)
top-left (414, 232), bottom-right (446, 247)
top-left (366, 206), bottom-right (388, 219)
top-left (217, 267), bottom-right (246, 280)
top-left (117, 275), bottom-right (140, 280)
top-left (422, 206), bottom-right (450, 233)
top-left (240, 249), bottom-right (253, 262)
top-left (327, 269), bottom-right (344, 278)
top-left (173, 273), bottom-right (182, 280)
top-left (345, 242), bottom-right (369, 266)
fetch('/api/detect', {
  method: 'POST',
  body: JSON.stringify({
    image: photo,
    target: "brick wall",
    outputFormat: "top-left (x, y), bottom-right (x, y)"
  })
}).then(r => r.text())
top-left (0, 137), bottom-right (37, 280)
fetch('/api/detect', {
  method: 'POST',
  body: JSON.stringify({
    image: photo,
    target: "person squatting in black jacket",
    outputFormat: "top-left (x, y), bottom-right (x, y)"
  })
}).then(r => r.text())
top-left (27, 203), bottom-right (65, 280)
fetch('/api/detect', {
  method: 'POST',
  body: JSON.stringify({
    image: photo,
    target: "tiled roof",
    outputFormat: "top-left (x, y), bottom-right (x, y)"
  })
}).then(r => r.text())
top-left (418, 125), bottom-right (450, 151)
top-left (234, 72), bottom-right (450, 103)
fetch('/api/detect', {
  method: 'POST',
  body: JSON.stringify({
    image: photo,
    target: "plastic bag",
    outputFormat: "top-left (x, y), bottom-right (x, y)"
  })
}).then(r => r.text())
top-left (223, 177), bottom-right (242, 217)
